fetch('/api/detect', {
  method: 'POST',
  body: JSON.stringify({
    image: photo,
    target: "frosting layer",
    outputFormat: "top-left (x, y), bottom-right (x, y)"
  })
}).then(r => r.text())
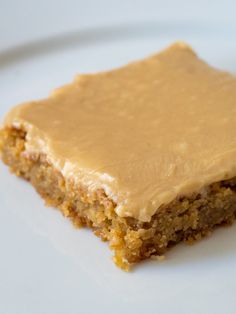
top-left (5, 42), bottom-right (236, 221)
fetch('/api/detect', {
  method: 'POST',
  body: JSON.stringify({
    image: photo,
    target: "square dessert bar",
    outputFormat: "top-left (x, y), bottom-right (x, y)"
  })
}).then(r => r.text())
top-left (1, 42), bottom-right (236, 270)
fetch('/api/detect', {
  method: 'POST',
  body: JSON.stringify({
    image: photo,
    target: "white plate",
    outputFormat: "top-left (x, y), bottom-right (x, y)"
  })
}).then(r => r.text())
top-left (1, 21), bottom-right (236, 314)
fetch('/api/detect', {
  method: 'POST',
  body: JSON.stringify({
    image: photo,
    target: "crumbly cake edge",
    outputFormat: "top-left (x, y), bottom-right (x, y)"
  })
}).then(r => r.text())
top-left (1, 127), bottom-right (236, 270)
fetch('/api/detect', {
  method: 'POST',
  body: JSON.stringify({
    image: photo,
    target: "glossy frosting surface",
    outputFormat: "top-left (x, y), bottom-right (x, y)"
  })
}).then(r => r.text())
top-left (5, 43), bottom-right (236, 221)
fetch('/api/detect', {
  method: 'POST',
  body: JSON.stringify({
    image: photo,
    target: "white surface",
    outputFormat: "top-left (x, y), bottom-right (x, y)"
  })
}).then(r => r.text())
top-left (1, 1), bottom-right (236, 314)
top-left (1, 0), bottom-right (236, 51)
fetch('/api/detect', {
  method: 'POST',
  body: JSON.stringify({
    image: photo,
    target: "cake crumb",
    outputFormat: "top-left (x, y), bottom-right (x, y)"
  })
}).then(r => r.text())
top-left (151, 255), bottom-right (165, 261)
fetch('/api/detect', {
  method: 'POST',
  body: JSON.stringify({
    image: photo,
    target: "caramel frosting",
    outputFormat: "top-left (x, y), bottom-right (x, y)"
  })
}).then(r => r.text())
top-left (4, 42), bottom-right (236, 222)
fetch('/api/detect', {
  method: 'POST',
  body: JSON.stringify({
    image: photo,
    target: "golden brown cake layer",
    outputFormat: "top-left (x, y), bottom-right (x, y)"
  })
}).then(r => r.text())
top-left (4, 42), bottom-right (236, 222)
top-left (1, 128), bottom-right (236, 270)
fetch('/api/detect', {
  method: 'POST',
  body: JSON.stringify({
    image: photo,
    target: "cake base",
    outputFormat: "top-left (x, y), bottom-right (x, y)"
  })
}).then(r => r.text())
top-left (1, 127), bottom-right (236, 270)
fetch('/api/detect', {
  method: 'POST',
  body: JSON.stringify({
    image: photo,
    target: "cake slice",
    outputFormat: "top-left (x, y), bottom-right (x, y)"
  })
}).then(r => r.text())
top-left (1, 42), bottom-right (236, 270)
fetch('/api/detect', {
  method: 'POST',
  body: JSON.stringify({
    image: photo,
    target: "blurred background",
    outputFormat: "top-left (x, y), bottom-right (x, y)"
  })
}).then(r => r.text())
top-left (1, 0), bottom-right (236, 50)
